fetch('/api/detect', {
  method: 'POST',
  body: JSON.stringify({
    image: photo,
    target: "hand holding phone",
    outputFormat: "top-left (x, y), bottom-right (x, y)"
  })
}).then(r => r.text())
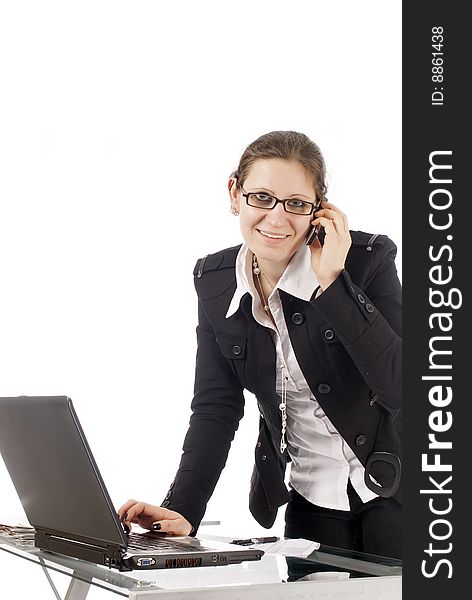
top-left (307, 198), bottom-right (352, 291)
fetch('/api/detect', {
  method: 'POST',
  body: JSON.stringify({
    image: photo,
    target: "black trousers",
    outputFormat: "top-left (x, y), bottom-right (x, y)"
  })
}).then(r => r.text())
top-left (284, 482), bottom-right (402, 559)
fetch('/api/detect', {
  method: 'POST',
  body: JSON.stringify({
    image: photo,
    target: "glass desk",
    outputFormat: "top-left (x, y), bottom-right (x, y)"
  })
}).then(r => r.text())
top-left (0, 536), bottom-right (401, 600)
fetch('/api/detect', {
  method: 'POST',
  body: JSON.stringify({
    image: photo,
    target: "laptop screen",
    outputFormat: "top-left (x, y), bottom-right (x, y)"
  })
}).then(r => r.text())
top-left (0, 396), bottom-right (127, 548)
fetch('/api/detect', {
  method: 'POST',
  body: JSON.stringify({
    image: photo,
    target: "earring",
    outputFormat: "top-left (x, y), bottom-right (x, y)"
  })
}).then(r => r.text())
top-left (231, 207), bottom-right (239, 216)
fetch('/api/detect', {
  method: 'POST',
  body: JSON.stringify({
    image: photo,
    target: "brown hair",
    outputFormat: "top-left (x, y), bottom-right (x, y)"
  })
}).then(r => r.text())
top-left (231, 130), bottom-right (327, 201)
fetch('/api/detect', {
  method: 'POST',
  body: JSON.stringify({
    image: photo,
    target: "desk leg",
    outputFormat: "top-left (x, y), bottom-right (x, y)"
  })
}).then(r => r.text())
top-left (40, 563), bottom-right (64, 600)
top-left (64, 574), bottom-right (91, 600)
top-left (39, 558), bottom-right (92, 600)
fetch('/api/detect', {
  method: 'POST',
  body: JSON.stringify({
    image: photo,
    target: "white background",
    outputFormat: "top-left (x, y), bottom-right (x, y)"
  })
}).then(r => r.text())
top-left (0, 1), bottom-right (401, 592)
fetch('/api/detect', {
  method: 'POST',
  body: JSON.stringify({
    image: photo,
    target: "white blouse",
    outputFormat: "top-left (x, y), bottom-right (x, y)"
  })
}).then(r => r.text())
top-left (226, 243), bottom-right (378, 511)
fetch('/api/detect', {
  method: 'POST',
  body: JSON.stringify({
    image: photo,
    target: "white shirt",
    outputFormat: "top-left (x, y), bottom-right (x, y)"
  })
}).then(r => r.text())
top-left (226, 244), bottom-right (378, 511)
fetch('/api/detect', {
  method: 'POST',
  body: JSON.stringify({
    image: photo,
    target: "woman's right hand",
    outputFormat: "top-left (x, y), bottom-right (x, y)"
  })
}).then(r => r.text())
top-left (117, 499), bottom-right (193, 536)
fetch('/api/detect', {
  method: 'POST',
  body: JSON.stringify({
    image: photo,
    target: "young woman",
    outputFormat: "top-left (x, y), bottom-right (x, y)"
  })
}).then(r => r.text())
top-left (118, 131), bottom-right (402, 558)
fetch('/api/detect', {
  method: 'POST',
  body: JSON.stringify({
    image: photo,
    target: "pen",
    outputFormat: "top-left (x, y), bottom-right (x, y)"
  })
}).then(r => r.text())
top-left (231, 536), bottom-right (279, 546)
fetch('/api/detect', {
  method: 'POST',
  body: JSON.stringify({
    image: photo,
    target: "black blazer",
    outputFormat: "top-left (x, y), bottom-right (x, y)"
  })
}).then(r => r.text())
top-left (161, 230), bottom-right (402, 531)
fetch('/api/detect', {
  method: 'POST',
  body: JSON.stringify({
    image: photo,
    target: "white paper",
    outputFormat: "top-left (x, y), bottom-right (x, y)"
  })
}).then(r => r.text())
top-left (249, 539), bottom-right (320, 557)
top-left (200, 535), bottom-right (320, 557)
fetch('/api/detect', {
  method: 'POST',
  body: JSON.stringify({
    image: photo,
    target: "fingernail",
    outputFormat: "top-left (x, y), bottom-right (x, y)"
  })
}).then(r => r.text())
top-left (151, 523), bottom-right (161, 531)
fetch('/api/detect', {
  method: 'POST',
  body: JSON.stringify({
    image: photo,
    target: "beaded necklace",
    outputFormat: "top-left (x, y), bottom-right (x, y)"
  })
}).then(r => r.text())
top-left (252, 253), bottom-right (288, 454)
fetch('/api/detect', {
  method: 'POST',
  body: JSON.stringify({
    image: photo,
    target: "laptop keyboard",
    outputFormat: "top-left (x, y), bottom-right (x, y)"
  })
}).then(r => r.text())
top-left (128, 532), bottom-right (202, 553)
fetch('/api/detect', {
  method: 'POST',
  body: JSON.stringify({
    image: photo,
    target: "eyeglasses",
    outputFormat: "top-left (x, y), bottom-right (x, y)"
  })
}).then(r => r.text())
top-left (240, 186), bottom-right (319, 216)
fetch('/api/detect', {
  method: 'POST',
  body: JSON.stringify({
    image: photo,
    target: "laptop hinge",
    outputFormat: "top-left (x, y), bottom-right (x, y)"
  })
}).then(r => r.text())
top-left (35, 529), bottom-right (125, 568)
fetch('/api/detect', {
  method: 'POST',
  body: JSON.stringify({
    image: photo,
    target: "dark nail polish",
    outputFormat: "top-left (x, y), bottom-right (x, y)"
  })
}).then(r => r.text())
top-left (151, 523), bottom-right (161, 531)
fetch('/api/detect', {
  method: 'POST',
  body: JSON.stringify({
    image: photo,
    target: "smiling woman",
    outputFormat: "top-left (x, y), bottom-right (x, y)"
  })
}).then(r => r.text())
top-left (119, 130), bottom-right (402, 563)
top-left (228, 132), bottom-right (352, 301)
top-left (233, 158), bottom-right (319, 274)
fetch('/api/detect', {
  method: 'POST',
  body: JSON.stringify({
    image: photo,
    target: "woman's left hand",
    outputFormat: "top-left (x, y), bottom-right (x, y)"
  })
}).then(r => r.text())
top-left (307, 201), bottom-right (352, 291)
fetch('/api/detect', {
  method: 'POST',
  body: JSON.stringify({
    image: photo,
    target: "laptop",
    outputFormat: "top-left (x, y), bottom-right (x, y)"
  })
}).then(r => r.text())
top-left (0, 395), bottom-right (263, 571)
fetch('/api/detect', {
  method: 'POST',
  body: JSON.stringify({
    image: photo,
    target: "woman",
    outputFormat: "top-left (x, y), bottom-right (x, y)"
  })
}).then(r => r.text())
top-left (118, 131), bottom-right (402, 558)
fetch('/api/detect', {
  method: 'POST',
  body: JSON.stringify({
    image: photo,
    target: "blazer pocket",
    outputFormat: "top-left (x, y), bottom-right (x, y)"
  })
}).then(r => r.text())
top-left (215, 332), bottom-right (248, 387)
top-left (318, 324), bottom-right (349, 377)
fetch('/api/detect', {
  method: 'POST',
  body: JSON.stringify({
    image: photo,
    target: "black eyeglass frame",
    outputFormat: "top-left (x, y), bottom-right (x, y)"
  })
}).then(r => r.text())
top-left (240, 186), bottom-right (320, 216)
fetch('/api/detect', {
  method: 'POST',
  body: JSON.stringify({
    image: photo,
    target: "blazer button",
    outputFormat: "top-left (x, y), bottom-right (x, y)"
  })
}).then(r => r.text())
top-left (161, 500), bottom-right (170, 507)
top-left (317, 383), bottom-right (331, 394)
top-left (232, 345), bottom-right (242, 356)
top-left (257, 441), bottom-right (262, 447)
top-left (261, 454), bottom-right (267, 460)
top-left (365, 303), bottom-right (375, 313)
top-left (357, 294), bottom-right (365, 304)
top-left (355, 434), bottom-right (367, 446)
top-left (292, 312), bottom-right (304, 325)
top-left (324, 329), bottom-right (334, 340)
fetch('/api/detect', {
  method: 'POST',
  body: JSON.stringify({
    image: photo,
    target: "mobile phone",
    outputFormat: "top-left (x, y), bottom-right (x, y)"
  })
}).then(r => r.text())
top-left (305, 199), bottom-right (323, 245)
top-left (305, 224), bottom-right (319, 245)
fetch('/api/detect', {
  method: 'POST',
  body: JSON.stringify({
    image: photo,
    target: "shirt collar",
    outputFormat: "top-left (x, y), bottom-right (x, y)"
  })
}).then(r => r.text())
top-left (225, 244), bottom-right (319, 318)
top-left (225, 245), bottom-right (254, 318)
